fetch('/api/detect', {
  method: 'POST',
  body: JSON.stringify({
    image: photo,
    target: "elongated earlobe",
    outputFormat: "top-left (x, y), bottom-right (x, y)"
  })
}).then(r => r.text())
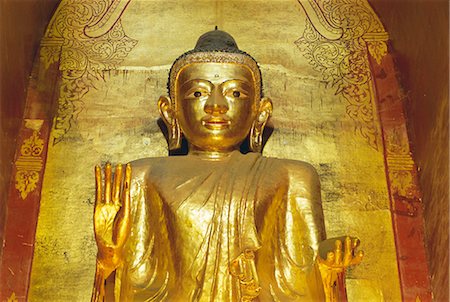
top-left (158, 96), bottom-right (182, 150)
top-left (250, 97), bottom-right (273, 153)
top-left (249, 125), bottom-right (262, 153)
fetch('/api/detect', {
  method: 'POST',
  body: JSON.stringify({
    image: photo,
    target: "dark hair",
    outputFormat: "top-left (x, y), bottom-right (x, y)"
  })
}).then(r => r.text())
top-left (167, 29), bottom-right (263, 97)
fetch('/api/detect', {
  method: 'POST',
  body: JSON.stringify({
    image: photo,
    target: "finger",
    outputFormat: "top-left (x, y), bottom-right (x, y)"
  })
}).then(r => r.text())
top-left (352, 238), bottom-right (360, 249)
top-left (343, 237), bottom-right (352, 266)
top-left (351, 250), bottom-right (364, 266)
top-left (334, 240), bottom-right (342, 265)
top-left (114, 163), bottom-right (132, 247)
top-left (112, 164), bottom-right (123, 206)
top-left (95, 165), bottom-right (102, 205)
top-left (326, 251), bottom-right (335, 265)
top-left (358, 250), bottom-right (364, 259)
top-left (345, 236), bottom-right (352, 252)
top-left (123, 163), bottom-right (132, 210)
top-left (104, 162), bottom-right (112, 204)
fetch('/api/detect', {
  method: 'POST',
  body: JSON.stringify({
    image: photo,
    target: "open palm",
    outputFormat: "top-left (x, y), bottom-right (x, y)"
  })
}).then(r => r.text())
top-left (93, 163), bottom-right (131, 275)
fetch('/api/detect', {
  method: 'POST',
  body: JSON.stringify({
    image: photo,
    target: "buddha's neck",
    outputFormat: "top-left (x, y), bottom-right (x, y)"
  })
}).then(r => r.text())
top-left (187, 145), bottom-right (238, 161)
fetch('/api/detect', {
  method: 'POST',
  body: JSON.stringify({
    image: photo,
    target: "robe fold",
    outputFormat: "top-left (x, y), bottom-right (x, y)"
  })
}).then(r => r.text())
top-left (114, 151), bottom-right (324, 301)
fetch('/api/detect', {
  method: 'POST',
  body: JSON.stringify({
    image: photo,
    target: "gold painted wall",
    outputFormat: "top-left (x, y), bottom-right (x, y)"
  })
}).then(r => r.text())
top-left (29, 1), bottom-right (401, 300)
top-left (370, 1), bottom-right (449, 300)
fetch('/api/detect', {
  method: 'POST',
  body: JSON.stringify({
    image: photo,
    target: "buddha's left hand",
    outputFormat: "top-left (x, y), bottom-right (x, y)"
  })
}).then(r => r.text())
top-left (317, 237), bottom-right (363, 301)
top-left (318, 237), bottom-right (363, 270)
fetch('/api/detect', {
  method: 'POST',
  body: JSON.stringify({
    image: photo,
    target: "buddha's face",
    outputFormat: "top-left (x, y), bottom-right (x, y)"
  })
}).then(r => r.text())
top-left (173, 62), bottom-right (259, 152)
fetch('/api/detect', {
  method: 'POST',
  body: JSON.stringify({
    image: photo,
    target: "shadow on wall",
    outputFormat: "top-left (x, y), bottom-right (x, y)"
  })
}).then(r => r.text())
top-left (369, 1), bottom-right (449, 301)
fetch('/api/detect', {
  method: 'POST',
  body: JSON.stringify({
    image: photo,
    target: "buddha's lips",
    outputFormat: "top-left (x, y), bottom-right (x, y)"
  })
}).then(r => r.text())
top-left (201, 116), bottom-right (231, 130)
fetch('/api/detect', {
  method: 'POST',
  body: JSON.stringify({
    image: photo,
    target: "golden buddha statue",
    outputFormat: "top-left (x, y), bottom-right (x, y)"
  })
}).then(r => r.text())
top-left (91, 29), bottom-right (363, 302)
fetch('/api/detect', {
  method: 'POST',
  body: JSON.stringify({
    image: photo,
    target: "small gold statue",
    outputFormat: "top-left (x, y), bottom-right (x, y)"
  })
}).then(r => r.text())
top-left (91, 29), bottom-right (363, 302)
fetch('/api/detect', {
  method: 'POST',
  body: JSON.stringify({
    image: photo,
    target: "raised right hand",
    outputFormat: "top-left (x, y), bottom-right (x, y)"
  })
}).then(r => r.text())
top-left (94, 162), bottom-right (131, 277)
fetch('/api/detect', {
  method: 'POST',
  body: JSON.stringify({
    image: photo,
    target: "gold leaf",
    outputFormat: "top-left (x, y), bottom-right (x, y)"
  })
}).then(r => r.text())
top-left (368, 41), bottom-right (388, 65)
top-left (15, 129), bottom-right (44, 199)
top-left (7, 292), bottom-right (18, 302)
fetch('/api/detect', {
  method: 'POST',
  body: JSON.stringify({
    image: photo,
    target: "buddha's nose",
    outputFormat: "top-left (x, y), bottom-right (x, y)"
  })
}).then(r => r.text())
top-left (204, 89), bottom-right (229, 115)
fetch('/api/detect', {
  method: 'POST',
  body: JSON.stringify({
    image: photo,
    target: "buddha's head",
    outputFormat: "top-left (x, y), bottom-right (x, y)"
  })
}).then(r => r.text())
top-left (158, 29), bottom-right (272, 154)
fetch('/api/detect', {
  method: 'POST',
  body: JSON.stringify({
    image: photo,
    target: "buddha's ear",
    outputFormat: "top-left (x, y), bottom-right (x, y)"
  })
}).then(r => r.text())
top-left (257, 97), bottom-right (273, 124)
top-left (158, 96), bottom-right (182, 150)
top-left (158, 96), bottom-right (175, 125)
top-left (250, 97), bottom-right (273, 152)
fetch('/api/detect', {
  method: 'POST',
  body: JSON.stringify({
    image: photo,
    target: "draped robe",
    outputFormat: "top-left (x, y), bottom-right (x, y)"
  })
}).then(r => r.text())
top-left (115, 151), bottom-right (325, 301)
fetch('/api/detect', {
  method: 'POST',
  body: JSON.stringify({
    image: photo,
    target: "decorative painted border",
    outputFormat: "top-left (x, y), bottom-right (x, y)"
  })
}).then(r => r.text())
top-left (297, 0), bottom-right (388, 150)
top-left (0, 32), bottom-right (60, 302)
top-left (14, 121), bottom-right (45, 200)
top-left (40, 0), bottom-right (137, 145)
top-left (297, 1), bottom-right (432, 299)
top-left (1, 1), bottom-right (136, 299)
top-left (368, 44), bottom-right (433, 301)
top-left (6, 292), bottom-right (18, 302)
top-left (0, 119), bottom-right (51, 301)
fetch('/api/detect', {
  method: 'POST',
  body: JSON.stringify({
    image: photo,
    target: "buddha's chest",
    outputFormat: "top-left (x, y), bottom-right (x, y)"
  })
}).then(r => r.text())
top-left (150, 159), bottom-right (280, 202)
top-left (145, 157), bottom-right (283, 229)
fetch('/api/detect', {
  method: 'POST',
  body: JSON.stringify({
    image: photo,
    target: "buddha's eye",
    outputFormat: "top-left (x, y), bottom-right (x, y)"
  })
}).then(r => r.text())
top-left (225, 89), bottom-right (248, 99)
top-left (185, 88), bottom-right (209, 99)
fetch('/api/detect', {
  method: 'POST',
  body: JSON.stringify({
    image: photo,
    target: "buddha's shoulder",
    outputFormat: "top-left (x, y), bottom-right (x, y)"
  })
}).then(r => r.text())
top-left (128, 156), bottom-right (170, 176)
top-left (263, 156), bottom-right (320, 183)
top-left (128, 156), bottom-right (191, 176)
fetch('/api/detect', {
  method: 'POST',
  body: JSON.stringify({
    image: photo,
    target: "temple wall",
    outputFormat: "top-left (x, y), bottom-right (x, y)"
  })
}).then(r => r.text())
top-left (370, 1), bottom-right (449, 300)
top-left (0, 0), bottom-right (444, 301)
top-left (26, 1), bottom-right (403, 300)
top-left (0, 0), bottom-right (60, 257)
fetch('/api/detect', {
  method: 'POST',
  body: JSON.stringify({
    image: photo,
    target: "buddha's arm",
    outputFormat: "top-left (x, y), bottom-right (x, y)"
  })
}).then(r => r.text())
top-left (285, 161), bottom-right (364, 302)
top-left (285, 160), bottom-right (326, 255)
top-left (261, 160), bottom-right (326, 300)
top-left (91, 163), bottom-right (132, 302)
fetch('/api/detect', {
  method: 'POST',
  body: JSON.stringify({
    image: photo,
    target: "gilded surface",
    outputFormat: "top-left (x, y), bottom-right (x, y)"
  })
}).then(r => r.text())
top-left (30, 1), bottom-right (401, 301)
top-left (90, 54), bottom-right (353, 301)
top-left (14, 120), bottom-right (44, 199)
top-left (40, 0), bottom-right (137, 144)
top-left (94, 154), bottom-right (327, 301)
top-left (296, 0), bottom-right (388, 149)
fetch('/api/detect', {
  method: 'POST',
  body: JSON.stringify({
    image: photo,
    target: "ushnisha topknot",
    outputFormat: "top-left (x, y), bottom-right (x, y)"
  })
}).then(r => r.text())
top-left (167, 28), bottom-right (263, 104)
